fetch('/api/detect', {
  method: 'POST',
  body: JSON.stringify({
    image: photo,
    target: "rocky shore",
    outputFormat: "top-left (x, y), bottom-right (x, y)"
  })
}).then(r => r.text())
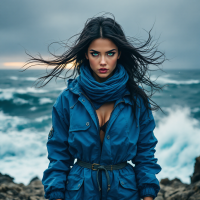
top-left (0, 175), bottom-right (45, 200)
top-left (156, 156), bottom-right (200, 200)
top-left (0, 156), bottom-right (200, 200)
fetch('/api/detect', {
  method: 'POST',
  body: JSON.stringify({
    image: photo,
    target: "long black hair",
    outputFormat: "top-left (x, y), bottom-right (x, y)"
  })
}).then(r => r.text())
top-left (22, 12), bottom-right (166, 120)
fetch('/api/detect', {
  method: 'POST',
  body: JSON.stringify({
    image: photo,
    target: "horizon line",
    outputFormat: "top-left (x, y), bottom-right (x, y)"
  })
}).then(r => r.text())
top-left (0, 62), bottom-right (75, 70)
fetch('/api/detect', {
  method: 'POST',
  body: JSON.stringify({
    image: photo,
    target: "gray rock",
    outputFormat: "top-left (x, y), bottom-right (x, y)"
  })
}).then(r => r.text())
top-left (190, 156), bottom-right (200, 184)
top-left (188, 191), bottom-right (200, 200)
top-left (166, 190), bottom-right (194, 200)
top-left (155, 191), bottom-right (164, 200)
top-left (157, 156), bottom-right (200, 199)
top-left (0, 173), bottom-right (45, 200)
top-left (0, 173), bottom-right (14, 184)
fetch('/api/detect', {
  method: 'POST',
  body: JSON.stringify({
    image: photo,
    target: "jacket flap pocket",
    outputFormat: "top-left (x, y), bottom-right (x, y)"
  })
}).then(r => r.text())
top-left (69, 119), bottom-right (91, 132)
top-left (66, 175), bottom-right (84, 191)
top-left (119, 174), bottom-right (137, 190)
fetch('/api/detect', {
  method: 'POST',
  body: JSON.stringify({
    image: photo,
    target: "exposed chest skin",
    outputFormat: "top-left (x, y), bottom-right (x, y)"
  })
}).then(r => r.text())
top-left (96, 101), bottom-right (115, 144)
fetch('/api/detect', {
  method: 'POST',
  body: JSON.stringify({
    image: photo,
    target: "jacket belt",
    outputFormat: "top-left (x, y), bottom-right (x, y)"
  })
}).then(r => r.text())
top-left (76, 159), bottom-right (128, 192)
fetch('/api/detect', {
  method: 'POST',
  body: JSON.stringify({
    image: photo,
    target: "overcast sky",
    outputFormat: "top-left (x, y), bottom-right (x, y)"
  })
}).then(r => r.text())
top-left (0, 0), bottom-right (200, 69)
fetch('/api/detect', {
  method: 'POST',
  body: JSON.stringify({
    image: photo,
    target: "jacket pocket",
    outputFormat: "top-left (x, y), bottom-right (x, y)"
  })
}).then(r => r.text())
top-left (69, 118), bottom-right (91, 132)
top-left (118, 174), bottom-right (139, 199)
top-left (65, 174), bottom-right (84, 200)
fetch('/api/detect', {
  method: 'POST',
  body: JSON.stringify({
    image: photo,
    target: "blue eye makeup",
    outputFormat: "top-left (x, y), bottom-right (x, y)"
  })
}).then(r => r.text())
top-left (91, 52), bottom-right (99, 57)
top-left (107, 52), bottom-right (115, 56)
top-left (90, 52), bottom-right (116, 57)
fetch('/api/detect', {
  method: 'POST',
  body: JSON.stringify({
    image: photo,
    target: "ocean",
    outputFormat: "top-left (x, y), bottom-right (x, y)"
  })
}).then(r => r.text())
top-left (0, 69), bottom-right (200, 185)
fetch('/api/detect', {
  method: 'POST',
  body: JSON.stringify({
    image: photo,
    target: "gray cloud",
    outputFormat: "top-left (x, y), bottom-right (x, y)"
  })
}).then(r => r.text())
top-left (0, 0), bottom-right (200, 69)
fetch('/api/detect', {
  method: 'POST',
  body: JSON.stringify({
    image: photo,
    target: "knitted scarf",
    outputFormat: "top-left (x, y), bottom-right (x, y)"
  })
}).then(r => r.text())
top-left (77, 63), bottom-right (129, 110)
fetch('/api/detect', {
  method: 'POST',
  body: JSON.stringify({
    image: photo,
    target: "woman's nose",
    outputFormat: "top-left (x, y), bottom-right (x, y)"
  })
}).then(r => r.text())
top-left (100, 55), bottom-right (106, 65)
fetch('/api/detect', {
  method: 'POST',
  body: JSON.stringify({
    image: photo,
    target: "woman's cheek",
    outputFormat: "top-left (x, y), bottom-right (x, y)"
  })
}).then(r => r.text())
top-left (88, 57), bottom-right (99, 70)
top-left (107, 57), bottom-right (118, 69)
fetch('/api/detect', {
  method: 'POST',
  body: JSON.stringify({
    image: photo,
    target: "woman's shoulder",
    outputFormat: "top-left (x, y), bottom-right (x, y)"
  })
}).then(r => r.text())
top-left (133, 86), bottom-right (154, 120)
top-left (54, 78), bottom-right (79, 108)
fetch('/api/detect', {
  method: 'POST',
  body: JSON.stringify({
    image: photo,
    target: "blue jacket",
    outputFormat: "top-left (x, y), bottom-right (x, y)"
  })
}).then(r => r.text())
top-left (42, 78), bottom-right (162, 200)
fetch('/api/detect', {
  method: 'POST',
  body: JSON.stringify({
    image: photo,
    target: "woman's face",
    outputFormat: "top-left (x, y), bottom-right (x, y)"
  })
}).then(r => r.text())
top-left (85, 38), bottom-right (121, 83)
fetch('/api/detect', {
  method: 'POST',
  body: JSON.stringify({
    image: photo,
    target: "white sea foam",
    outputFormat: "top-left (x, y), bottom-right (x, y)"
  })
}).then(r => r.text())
top-left (0, 87), bottom-right (48, 100)
top-left (0, 111), bottom-right (50, 132)
top-left (0, 111), bottom-right (28, 131)
top-left (30, 107), bottom-right (37, 111)
top-left (9, 76), bottom-right (19, 80)
top-left (0, 90), bottom-right (13, 100)
top-left (13, 98), bottom-right (29, 105)
top-left (154, 105), bottom-right (200, 184)
top-left (35, 115), bottom-right (51, 122)
top-left (24, 77), bottom-right (36, 81)
top-left (192, 107), bottom-right (200, 113)
top-left (151, 75), bottom-right (200, 85)
top-left (1, 156), bottom-right (49, 185)
top-left (9, 76), bottom-right (36, 81)
top-left (39, 98), bottom-right (53, 105)
top-left (0, 111), bottom-right (51, 184)
top-left (0, 127), bottom-right (48, 185)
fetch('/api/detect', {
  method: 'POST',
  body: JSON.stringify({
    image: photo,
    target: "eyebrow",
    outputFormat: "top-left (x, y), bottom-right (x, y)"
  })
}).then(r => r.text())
top-left (89, 49), bottom-right (116, 53)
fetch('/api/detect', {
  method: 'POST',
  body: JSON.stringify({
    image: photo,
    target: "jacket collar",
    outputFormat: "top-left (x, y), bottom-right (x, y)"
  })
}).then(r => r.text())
top-left (67, 78), bottom-right (82, 95)
top-left (67, 78), bottom-right (133, 106)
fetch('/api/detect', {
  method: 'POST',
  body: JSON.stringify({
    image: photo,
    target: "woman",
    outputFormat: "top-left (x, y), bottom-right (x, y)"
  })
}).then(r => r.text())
top-left (24, 14), bottom-right (165, 200)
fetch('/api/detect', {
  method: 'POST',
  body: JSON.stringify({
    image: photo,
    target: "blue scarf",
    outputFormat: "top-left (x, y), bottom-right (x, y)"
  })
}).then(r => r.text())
top-left (77, 63), bottom-right (130, 110)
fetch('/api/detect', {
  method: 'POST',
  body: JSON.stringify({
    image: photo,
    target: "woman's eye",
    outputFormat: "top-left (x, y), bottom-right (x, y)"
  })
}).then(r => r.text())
top-left (91, 53), bottom-right (98, 57)
top-left (91, 52), bottom-right (115, 57)
top-left (108, 52), bottom-right (115, 56)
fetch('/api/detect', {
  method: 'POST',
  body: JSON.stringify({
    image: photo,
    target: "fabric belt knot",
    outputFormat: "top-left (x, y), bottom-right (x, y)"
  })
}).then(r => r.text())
top-left (76, 159), bottom-right (128, 192)
top-left (96, 165), bottom-right (110, 192)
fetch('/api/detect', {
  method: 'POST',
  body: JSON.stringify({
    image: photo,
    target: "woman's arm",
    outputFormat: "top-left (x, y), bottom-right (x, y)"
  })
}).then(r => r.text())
top-left (132, 98), bottom-right (162, 199)
top-left (42, 92), bottom-right (75, 200)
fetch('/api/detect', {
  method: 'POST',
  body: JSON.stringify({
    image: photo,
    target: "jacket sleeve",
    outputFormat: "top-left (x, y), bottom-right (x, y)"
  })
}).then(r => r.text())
top-left (42, 92), bottom-right (75, 200)
top-left (132, 98), bottom-right (162, 199)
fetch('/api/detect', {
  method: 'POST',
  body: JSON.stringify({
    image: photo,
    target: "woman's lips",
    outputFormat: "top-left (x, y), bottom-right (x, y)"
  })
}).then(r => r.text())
top-left (99, 69), bottom-right (108, 73)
